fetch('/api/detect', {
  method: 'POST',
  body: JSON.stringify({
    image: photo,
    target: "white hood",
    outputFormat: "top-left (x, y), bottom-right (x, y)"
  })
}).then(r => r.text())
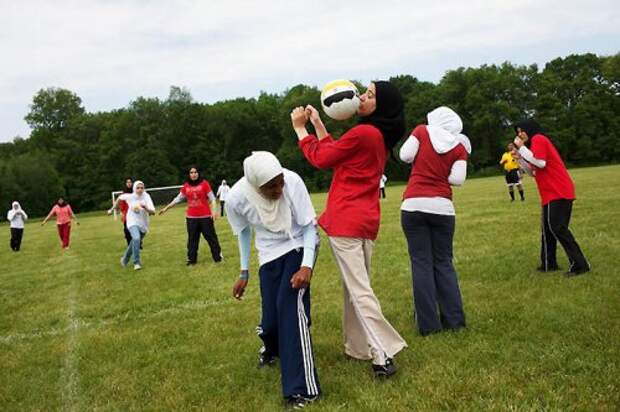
top-left (426, 106), bottom-right (471, 155)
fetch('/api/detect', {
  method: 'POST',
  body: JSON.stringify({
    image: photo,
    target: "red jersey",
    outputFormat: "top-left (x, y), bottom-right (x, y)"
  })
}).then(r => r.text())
top-left (403, 125), bottom-right (468, 200)
top-left (181, 180), bottom-right (214, 218)
top-left (119, 199), bottom-right (129, 223)
top-left (299, 124), bottom-right (386, 240)
top-left (529, 134), bottom-right (575, 205)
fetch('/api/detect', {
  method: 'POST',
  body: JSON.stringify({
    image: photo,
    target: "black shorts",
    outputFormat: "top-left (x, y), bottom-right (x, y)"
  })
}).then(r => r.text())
top-left (505, 169), bottom-right (521, 185)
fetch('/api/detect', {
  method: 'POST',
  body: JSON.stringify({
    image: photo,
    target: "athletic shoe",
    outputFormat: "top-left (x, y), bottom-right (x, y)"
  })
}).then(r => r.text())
top-left (372, 358), bottom-right (397, 378)
top-left (285, 395), bottom-right (319, 409)
top-left (120, 257), bottom-right (127, 268)
top-left (215, 253), bottom-right (224, 263)
top-left (258, 346), bottom-right (277, 368)
top-left (565, 263), bottom-right (591, 277)
top-left (134, 264), bottom-right (142, 271)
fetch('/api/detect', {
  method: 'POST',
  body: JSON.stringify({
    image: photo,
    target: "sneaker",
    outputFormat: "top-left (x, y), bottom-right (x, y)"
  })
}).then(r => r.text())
top-left (215, 253), bottom-right (224, 263)
top-left (120, 257), bottom-right (127, 268)
top-left (285, 395), bottom-right (319, 409)
top-left (258, 346), bottom-right (277, 368)
top-left (565, 263), bottom-right (591, 277)
top-left (372, 358), bottom-right (397, 378)
top-left (134, 264), bottom-right (142, 271)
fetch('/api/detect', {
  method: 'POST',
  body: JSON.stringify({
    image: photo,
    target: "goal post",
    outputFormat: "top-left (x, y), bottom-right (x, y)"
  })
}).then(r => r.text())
top-left (110, 185), bottom-right (183, 220)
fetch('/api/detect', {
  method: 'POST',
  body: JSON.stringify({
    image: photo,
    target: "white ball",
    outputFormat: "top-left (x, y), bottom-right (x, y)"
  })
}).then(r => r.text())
top-left (320, 79), bottom-right (360, 121)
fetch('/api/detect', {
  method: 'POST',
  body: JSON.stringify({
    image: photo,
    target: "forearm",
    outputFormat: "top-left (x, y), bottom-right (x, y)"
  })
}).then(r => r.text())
top-left (517, 158), bottom-right (534, 176)
top-left (518, 146), bottom-right (546, 168)
top-left (238, 226), bottom-right (251, 273)
top-left (448, 160), bottom-right (467, 186)
top-left (301, 223), bottom-right (317, 269)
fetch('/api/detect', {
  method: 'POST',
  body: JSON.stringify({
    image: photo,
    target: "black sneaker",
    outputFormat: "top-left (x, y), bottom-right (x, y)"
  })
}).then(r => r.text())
top-left (285, 395), bottom-right (319, 409)
top-left (372, 358), bottom-right (396, 378)
top-left (258, 346), bottom-right (277, 368)
top-left (565, 263), bottom-right (591, 277)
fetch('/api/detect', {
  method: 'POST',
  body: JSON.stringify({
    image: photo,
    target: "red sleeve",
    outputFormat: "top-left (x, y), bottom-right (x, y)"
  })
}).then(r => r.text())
top-left (298, 127), bottom-right (362, 169)
top-left (68, 205), bottom-right (74, 214)
top-left (530, 135), bottom-right (548, 161)
top-left (180, 184), bottom-right (187, 196)
top-left (202, 180), bottom-right (212, 194)
top-left (411, 125), bottom-right (426, 140)
top-left (456, 144), bottom-right (468, 162)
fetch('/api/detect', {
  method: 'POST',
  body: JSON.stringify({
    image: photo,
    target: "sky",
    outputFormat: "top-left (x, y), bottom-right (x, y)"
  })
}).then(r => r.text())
top-left (1, 0), bottom-right (618, 143)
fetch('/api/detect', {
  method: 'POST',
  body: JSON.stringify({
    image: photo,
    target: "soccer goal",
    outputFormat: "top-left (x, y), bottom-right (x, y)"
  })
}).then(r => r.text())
top-left (110, 185), bottom-right (182, 220)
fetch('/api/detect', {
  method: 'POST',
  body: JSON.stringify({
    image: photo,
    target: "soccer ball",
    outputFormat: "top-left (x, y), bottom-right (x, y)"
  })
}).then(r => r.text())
top-left (320, 79), bottom-right (360, 121)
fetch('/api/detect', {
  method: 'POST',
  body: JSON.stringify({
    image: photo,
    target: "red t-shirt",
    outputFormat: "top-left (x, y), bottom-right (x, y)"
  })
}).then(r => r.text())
top-left (299, 124), bottom-right (386, 240)
top-left (403, 125), bottom-right (468, 200)
top-left (181, 180), bottom-right (213, 218)
top-left (119, 199), bottom-right (129, 223)
top-left (529, 134), bottom-right (575, 205)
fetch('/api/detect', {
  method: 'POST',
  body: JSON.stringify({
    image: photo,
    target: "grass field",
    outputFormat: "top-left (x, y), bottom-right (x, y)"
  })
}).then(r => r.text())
top-left (1, 165), bottom-right (619, 411)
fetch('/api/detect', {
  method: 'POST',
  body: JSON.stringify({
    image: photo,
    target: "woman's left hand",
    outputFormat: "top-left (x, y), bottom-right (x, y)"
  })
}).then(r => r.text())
top-left (290, 266), bottom-right (312, 289)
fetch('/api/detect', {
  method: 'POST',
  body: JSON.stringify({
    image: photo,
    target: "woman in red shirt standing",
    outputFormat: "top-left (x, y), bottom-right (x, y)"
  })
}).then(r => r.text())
top-left (160, 166), bottom-right (222, 266)
top-left (291, 81), bottom-right (407, 378)
top-left (399, 106), bottom-right (470, 336)
top-left (513, 119), bottom-right (590, 276)
top-left (41, 197), bottom-right (79, 249)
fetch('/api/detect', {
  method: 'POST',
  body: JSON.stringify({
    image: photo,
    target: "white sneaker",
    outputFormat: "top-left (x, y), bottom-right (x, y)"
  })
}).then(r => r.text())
top-left (120, 257), bottom-right (127, 267)
top-left (134, 264), bottom-right (142, 271)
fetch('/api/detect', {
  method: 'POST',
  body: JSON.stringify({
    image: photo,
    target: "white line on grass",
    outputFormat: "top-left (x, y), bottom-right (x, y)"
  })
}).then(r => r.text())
top-left (0, 298), bottom-right (233, 345)
top-left (60, 283), bottom-right (80, 412)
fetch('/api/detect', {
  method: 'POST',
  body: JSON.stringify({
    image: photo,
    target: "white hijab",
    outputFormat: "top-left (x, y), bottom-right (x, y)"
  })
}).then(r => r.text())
top-left (7, 201), bottom-right (23, 220)
top-left (426, 106), bottom-right (472, 155)
top-left (241, 151), bottom-right (292, 234)
top-left (133, 180), bottom-right (145, 198)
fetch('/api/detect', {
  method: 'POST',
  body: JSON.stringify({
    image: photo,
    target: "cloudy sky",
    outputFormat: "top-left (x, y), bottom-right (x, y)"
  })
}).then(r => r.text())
top-left (1, 0), bottom-right (618, 142)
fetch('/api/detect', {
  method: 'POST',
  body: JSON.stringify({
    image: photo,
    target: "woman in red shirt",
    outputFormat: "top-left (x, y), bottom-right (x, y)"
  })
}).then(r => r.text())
top-left (399, 106), bottom-right (470, 336)
top-left (160, 166), bottom-right (222, 266)
top-left (119, 178), bottom-right (133, 245)
top-left (41, 197), bottom-right (79, 249)
top-left (291, 81), bottom-right (407, 378)
top-left (513, 119), bottom-right (590, 276)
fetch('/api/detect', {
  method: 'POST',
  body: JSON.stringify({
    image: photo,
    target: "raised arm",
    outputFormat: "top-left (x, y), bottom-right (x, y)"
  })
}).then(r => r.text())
top-left (159, 192), bottom-right (185, 215)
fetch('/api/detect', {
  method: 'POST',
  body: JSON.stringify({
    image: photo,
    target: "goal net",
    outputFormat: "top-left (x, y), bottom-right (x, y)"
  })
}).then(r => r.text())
top-left (110, 185), bottom-right (182, 220)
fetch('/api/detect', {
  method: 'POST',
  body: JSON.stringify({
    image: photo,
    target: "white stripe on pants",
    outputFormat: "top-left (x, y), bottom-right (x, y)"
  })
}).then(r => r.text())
top-left (328, 236), bottom-right (407, 364)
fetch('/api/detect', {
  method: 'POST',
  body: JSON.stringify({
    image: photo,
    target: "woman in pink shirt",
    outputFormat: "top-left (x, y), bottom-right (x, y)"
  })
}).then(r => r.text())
top-left (42, 198), bottom-right (79, 249)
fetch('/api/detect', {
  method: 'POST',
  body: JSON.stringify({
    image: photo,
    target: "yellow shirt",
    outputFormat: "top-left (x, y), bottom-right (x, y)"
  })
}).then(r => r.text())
top-left (500, 152), bottom-right (519, 172)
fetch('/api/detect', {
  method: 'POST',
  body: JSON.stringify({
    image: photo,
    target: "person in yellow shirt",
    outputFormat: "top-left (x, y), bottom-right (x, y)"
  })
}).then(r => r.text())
top-left (499, 143), bottom-right (524, 201)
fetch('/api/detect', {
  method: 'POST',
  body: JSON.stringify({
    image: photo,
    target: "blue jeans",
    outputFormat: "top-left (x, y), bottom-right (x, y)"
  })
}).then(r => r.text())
top-left (122, 225), bottom-right (146, 265)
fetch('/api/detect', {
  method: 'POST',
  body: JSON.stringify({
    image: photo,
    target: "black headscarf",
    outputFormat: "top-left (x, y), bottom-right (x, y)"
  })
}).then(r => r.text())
top-left (514, 119), bottom-right (544, 146)
top-left (358, 80), bottom-right (406, 151)
top-left (186, 166), bottom-right (202, 186)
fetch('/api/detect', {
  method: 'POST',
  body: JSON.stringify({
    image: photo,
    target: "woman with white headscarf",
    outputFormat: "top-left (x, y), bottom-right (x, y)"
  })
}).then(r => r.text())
top-left (225, 151), bottom-right (321, 409)
top-left (108, 180), bottom-right (155, 270)
top-left (7, 201), bottom-right (28, 251)
top-left (399, 106), bottom-right (471, 336)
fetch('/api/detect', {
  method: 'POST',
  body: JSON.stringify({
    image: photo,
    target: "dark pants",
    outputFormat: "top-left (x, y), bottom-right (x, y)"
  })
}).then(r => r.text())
top-left (540, 199), bottom-right (588, 271)
top-left (258, 249), bottom-right (321, 398)
top-left (401, 211), bottom-right (466, 335)
top-left (380, 188), bottom-right (386, 199)
top-left (220, 201), bottom-right (225, 217)
top-left (186, 217), bottom-right (222, 263)
top-left (123, 222), bottom-right (132, 245)
top-left (10, 228), bottom-right (23, 251)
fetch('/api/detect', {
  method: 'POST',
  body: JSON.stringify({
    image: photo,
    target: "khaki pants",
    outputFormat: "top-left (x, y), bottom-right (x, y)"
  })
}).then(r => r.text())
top-left (328, 236), bottom-right (407, 364)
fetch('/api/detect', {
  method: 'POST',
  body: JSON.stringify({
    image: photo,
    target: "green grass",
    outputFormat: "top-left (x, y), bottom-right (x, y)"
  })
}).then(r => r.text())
top-left (1, 165), bottom-right (619, 411)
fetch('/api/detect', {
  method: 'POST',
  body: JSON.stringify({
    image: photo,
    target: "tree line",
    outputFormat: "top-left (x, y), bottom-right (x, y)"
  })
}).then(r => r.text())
top-left (1, 53), bottom-right (618, 217)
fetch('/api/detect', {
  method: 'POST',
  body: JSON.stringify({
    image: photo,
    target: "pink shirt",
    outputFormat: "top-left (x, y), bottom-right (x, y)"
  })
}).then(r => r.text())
top-left (51, 205), bottom-right (73, 225)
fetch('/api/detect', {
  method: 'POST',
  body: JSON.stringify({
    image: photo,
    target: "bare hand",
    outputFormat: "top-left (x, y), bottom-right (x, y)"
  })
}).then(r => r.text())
top-left (233, 279), bottom-right (248, 300)
top-left (305, 105), bottom-right (322, 126)
top-left (290, 106), bottom-right (309, 129)
top-left (158, 207), bottom-right (167, 215)
top-left (513, 136), bottom-right (524, 148)
top-left (132, 205), bottom-right (141, 213)
top-left (290, 266), bottom-right (312, 289)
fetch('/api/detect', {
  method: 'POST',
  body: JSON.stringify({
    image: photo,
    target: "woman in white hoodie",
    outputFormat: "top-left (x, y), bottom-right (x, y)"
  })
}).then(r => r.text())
top-left (7, 201), bottom-right (28, 251)
top-left (399, 106), bottom-right (471, 336)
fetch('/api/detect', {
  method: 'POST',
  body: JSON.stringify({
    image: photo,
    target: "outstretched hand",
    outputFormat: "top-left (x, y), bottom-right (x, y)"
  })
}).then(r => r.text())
top-left (290, 266), bottom-right (312, 289)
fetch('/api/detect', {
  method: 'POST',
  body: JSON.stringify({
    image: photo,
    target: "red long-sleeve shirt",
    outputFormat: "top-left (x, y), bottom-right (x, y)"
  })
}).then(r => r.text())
top-left (299, 124), bottom-right (386, 240)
